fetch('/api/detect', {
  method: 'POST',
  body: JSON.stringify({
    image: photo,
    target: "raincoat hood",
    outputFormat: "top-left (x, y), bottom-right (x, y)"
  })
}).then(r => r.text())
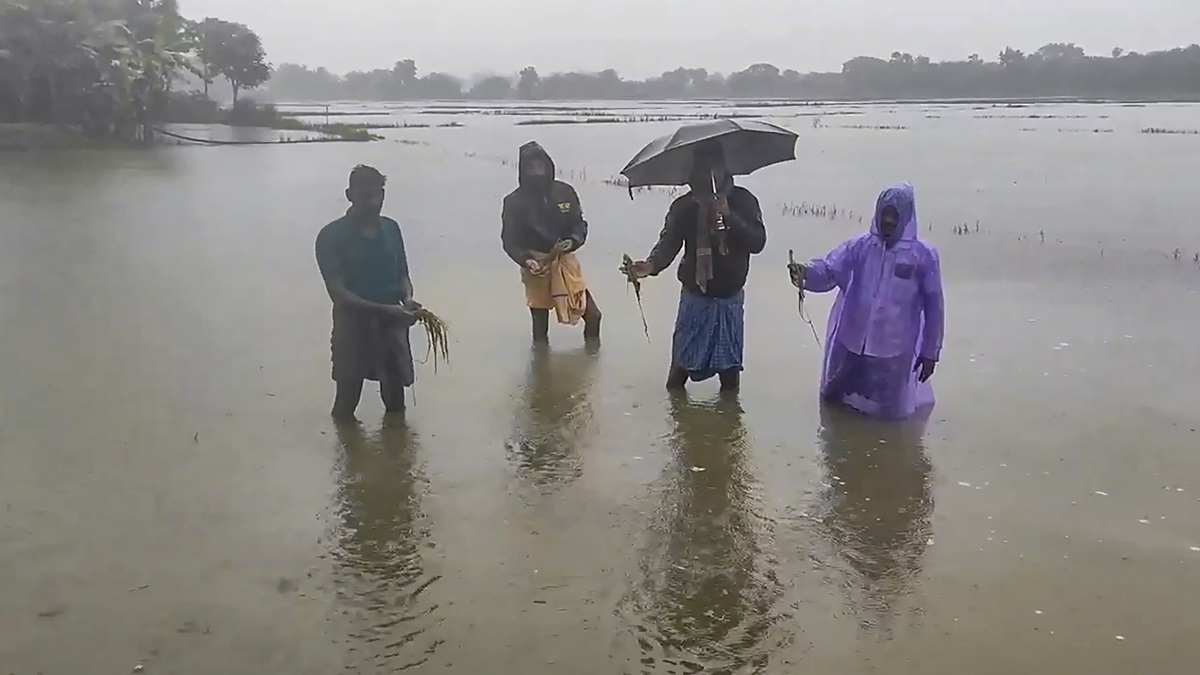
top-left (870, 182), bottom-right (919, 243)
top-left (518, 141), bottom-right (556, 190)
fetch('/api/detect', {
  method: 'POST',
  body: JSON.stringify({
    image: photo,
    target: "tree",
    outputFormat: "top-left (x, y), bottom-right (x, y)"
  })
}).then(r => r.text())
top-left (194, 17), bottom-right (227, 96)
top-left (391, 59), bottom-right (416, 91)
top-left (197, 19), bottom-right (270, 104)
top-left (0, 0), bottom-right (198, 139)
top-left (999, 47), bottom-right (1025, 68)
top-left (469, 75), bottom-right (512, 99)
top-left (517, 66), bottom-right (539, 99)
top-left (260, 41), bottom-right (1200, 103)
top-left (415, 72), bottom-right (462, 99)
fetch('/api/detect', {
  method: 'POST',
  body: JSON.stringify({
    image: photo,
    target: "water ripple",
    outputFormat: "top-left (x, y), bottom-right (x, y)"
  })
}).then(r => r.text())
top-left (327, 419), bottom-right (442, 671)
top-left (810, 404), bottom-right (935, 633)
top-left (506, 346), bottom-right (599, 489)
top-left (618, 396), bottom-right (793, 674)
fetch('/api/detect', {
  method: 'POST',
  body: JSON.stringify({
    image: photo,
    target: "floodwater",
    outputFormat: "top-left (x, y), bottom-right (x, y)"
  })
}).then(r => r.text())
top-left (2, 101), bottom-right (1199, 674)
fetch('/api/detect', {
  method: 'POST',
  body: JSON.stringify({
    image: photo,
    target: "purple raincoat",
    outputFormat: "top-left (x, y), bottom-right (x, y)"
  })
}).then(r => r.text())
top-left (803, 183), bottom-right (945, 419)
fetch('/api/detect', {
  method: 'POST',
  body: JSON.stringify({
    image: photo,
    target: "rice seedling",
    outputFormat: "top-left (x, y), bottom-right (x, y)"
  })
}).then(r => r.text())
top-left (788, 250), bottom-right (822, 348)
top-left (779, 201), bottom-right (863, 224)
top-left (415, 308), bottom-right (451, 372)
top-left (839, 124), bottom-right (907, 130)
top-left (621, 254), bottom-right (651, 343)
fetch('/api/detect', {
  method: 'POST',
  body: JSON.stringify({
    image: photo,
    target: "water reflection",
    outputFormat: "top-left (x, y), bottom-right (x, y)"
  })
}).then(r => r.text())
top-left (506, 346), bottom-right (599, 487)
top-left (624, 396), bottom-right (786, 674)
top-left (330, 419), bottom-right (441, 671)
top-left (815, 404), bottom-right (934, 633)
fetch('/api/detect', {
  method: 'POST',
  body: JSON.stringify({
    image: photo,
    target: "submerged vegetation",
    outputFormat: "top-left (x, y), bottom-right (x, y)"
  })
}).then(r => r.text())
top-left (267, 43), bottom-right (1200, 102)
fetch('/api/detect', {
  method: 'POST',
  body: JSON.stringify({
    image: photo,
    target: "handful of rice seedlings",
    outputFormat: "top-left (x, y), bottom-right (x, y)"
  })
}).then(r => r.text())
top-left (414, 307), bottom-right (450, 372)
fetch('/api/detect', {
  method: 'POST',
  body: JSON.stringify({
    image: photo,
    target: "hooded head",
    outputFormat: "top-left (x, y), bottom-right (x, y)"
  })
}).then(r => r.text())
top-left (518, 141), bottom-right (556, 191)
top-left (870, 182), bottom-right (918, 244)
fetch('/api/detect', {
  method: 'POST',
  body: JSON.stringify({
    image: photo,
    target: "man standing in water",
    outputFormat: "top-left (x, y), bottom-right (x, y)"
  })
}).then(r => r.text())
top-left (625, 143), bottom-right (767, 393)
top-left (789, 182), bottom-right (944, 420)
top-left (501, 141), bottom-right (601, 345)
top-left (316, 165), bottom-right (420, 418)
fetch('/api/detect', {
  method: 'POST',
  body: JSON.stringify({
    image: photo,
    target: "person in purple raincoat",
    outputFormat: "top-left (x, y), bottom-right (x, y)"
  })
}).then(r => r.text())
top-left (789, 183), bottom-right (945, 420)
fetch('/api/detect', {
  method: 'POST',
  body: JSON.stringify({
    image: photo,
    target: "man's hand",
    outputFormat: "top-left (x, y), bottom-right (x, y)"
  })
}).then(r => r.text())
top-left (788, 262), bottom-right (805, 289)
top-left (914, 357), bottom-right (937, 383)
top-left (552, 239), bottom-right (573, 254)
top-left (622, 260), bottom-right (654, 280)
top-left (524, 258), bottom-right (547, 275)
top-left (382, 304), bottom-right (416, 320)
top-left (402, 299), bottom-right (423, 314)
top-left (712, 194), bottom-right (731, 217)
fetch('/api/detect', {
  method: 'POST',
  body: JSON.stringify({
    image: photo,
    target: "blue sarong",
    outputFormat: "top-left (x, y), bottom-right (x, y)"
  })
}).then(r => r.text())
top-left (671, 289), bottom-right (745, 382)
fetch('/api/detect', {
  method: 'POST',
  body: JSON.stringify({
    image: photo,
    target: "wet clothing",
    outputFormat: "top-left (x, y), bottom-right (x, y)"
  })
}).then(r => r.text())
top-left (648, 185), bottom-right (763, 380)
top-left (317, 214), bottom-right (410, 304)
top-left (328, 311), bottom-right (416, 387)
top-left (803, 183), bottom-right (945, 419)
top-left (646, 187), bottom-right (766, 299)
top-left (316, 213), bottom-right (415, 386)
top-left (501, 142), bottom-right (588, 265)
top-left (521, 251), bottom-right (589, 324)
top-left (672, 289), bottom-right (745, 382)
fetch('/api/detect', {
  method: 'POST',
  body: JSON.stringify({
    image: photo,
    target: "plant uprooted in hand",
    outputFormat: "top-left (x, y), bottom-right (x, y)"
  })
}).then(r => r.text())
top-left (414, 307), bottom-right (450, 372)
top-left (788, 250), bottom-right (821, 348)
top-left (621, 254), bottom-right (651, 343)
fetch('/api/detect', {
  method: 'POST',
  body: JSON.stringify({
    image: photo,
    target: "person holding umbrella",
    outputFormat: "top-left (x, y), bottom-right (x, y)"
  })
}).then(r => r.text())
top-left (624, 142), bottom-right (767, 393)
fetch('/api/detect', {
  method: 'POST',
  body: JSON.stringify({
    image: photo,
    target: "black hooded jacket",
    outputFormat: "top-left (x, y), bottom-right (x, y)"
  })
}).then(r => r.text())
top-left (500, 142), bottom-right (588, 265)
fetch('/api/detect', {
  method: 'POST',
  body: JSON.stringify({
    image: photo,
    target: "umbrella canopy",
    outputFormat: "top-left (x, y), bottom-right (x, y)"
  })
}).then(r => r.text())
top-left (620, 118), bottom-right (798, 188)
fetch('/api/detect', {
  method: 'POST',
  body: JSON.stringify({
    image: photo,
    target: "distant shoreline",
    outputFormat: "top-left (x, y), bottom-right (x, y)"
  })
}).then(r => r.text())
top-left (267, 95), bottom-right (1200, 107)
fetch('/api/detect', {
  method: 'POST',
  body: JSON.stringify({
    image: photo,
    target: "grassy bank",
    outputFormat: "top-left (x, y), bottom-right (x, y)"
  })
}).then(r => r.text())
top-left (222, 98), bottom-right (383, 141)
top-left (265, 116), bottom-right (383, 141)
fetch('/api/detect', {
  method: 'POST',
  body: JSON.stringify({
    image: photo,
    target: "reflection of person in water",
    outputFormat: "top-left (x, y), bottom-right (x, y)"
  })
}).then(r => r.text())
top-left (331, 419), bottom-right (438, 668)
top-left (627, 396), bottom-right (784, 672)
top-left (507, 347), bottom-right (599, 486)
top-left (815, 403), bottom-right (934, 632)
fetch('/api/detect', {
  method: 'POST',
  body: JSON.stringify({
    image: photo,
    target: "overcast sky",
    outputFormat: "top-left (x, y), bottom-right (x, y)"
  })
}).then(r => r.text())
top-left (182, 0), bottom-right (1200, 77)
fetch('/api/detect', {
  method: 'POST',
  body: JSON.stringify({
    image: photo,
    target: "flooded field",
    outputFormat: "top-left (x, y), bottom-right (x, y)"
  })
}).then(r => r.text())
top-left (1, 101), bottom-right (1199, 674)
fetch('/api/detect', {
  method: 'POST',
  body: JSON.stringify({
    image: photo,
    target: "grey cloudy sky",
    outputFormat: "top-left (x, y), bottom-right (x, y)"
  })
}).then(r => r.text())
top-left (182, 0), bottom-right (1199, 77)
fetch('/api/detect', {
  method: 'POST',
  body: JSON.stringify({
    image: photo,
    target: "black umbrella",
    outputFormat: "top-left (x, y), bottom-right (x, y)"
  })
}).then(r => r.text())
top-left (620, 118), bottom-right (798, 190)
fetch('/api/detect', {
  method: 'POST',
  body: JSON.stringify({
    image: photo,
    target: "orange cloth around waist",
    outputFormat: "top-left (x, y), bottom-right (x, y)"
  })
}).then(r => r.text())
top-left (521, 252), bottom-right (588, 325)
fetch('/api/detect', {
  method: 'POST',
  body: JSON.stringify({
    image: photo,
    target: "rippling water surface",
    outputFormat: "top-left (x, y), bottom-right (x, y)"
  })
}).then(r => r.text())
top-left (1, 101), bottom-right (1199, 674)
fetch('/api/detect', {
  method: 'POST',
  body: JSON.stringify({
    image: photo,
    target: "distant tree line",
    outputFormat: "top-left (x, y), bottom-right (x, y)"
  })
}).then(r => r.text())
top-left (268, 43), bottom-right (1200, 102)
top-left (0, 0), bottom-right (270, 141)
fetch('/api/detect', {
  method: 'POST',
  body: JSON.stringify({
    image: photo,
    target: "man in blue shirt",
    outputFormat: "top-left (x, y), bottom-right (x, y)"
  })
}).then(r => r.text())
top-left (316, 165), bottom-right (420, 418)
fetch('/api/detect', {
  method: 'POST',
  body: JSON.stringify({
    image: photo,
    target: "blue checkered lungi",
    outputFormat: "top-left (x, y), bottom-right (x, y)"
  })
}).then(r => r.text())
top-left (672, 288), bottom-right (745, 382)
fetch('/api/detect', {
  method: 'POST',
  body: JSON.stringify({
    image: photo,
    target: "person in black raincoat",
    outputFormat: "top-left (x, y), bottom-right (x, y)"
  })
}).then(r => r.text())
top-left (501, 142), bottom-right (602, 344)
